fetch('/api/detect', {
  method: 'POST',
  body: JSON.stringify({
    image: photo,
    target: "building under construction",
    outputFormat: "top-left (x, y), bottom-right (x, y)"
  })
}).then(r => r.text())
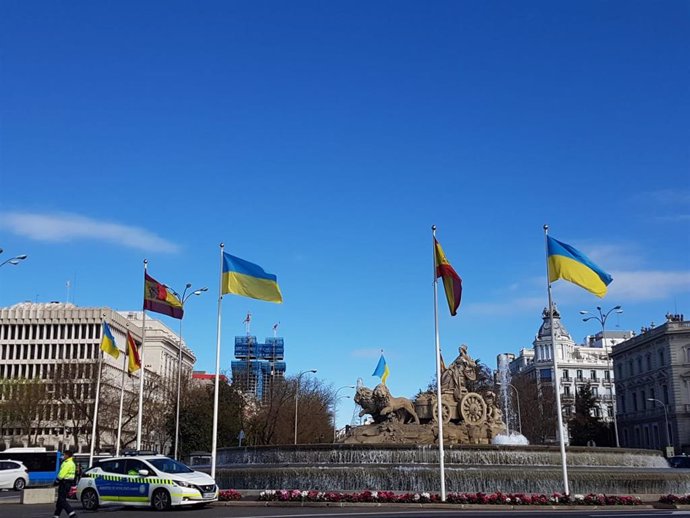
top-left (231, 335), bottom-right (285, 402)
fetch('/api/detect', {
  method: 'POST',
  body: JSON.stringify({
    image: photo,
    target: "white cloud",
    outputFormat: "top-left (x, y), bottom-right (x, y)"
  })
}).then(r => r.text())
top-left (608, 270), bottom-right (690, 301)
top-left (0, 211), bottom-right (180, 253)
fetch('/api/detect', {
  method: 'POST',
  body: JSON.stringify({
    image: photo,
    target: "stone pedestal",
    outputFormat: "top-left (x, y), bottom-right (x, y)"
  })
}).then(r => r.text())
top-left (21, 487), bottom-right (56, 504)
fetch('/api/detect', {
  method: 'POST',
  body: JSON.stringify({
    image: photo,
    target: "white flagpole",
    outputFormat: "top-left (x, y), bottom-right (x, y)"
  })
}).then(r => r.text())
top-left (543, 224), bottom-right (570, 496)
top-left (115, 325), bottom-right (128, 457)
top-left (432, 225), bottom-right (446, 502)
top-left (89, 317), bottom-right (106, 467)
top-left (211, 243), bottom-right (225, 479)
top-left (137, 260), bottom-right (149, 450)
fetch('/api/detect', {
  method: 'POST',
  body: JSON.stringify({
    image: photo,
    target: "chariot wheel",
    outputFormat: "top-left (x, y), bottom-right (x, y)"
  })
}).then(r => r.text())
top-left (460, 392), bottom-right (487, 424)
top-left (431, 400), bottom-right (452, 424)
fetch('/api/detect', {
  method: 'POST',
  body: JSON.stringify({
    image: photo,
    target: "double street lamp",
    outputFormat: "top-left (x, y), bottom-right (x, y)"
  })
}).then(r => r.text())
top-left (333, 385), bottom-right (355, 442)
top-left (173, 283), bottom-right (208, 460)
top-left (648, 398), bottom-right (672, 454)
top-left (294, 369), bottom-right (317, 445)
top-left (580, 305), bottom-right (623, 447)
top-left (0, 249), bottom-right (28, 268)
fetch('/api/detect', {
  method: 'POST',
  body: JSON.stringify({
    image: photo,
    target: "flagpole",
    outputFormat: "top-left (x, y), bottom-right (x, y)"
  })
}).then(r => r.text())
top-left (211, 243), bottom-right (225, 479)
top-left (543, 224), bottom-right (570, 496)
top-left (115, 324), bottom-right (128, 457)
top-left (432, 225), bottom-right (446, 502)
top-left (89, 316), bottom-right (106, 467)
top-left (137, 259), bottom-right (149, 450)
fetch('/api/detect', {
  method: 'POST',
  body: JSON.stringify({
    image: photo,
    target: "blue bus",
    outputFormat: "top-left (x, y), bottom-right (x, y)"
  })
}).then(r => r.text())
top-left (0, 447), bottom-right (61, 486)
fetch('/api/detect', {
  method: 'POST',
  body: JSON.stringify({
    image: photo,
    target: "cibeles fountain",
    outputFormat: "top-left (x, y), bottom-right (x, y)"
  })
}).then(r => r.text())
top-left (214, 346), bottom-right (689, 495)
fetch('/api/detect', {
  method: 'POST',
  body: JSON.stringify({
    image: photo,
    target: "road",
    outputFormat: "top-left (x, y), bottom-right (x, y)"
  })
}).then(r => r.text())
top-left (0, 501), bottom-right (685, 518)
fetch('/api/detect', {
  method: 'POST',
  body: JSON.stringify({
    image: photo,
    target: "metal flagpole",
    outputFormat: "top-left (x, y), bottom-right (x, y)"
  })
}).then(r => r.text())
top-left (137, 260), bottom-right (149, 450)
top-left (115, 325), bottom-right (128, 456)
top-left (89, 315), bottom-right (106, 467)
top-left (543, 224), bottom-right (570, 496)
top-left (211, 243), bottom-right (225, 479)
top-left (432, 225), bottom-right (446, 502)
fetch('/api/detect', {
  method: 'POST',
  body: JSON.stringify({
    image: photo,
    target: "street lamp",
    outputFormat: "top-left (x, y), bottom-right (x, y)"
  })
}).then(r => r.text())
top-left (173, 283), bottom-right (208, 460)
top-left (580, 305), bottom-right (623, 447)
top-left (333, 385), bottom-right (355, 442)
top-left (648, 398), bottom-right (672, 454)
top-left (0, 249), bottom-right (28, 268)
top-left (294, 369), bottom-right (317, 445)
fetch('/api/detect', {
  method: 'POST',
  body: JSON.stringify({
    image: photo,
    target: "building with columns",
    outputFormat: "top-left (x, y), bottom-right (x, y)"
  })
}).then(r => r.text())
top-left (506, 306), bottom-right (633, 441)
top-left (0, 302), bottom-right (195, 453)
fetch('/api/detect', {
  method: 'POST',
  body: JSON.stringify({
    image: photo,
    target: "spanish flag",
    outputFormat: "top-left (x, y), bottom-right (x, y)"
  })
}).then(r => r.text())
top-left (547, 236), bottom-right (613, 298)
top-left (100, 322), bottom-right (120, 359)
top-left (434, 238), bottom-right (462, 316)
top-left (144, 272), bottom-right (184, 319)
top-left (126, 332), bottom-right (141, 376)
top-left (222, 252), bottom-right (283, 303)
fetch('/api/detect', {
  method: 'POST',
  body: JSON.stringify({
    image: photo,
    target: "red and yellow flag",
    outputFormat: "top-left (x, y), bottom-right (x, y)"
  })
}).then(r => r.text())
top-left (126, 332), bottom-right (141, 376)
top-left (144, 272), bottom-right (183, 319)
top-left (434, 238), bottom-right (462, 316)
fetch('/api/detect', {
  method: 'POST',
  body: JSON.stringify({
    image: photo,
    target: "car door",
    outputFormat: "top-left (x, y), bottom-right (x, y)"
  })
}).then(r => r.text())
top-left (0, 461), bottom-right (10, 489)
top-left (95, 459), bottom-right (127, 503)
top-left (122, 459), bottom-right (152, 504)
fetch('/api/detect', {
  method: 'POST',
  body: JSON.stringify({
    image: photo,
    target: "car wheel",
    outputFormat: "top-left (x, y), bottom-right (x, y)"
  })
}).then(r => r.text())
top-left (13, 478), bottom-right (26, 491)
top-left (81, 488), bottom-right (99, 511)
top-left (151, 488), bottom-right (172, 511)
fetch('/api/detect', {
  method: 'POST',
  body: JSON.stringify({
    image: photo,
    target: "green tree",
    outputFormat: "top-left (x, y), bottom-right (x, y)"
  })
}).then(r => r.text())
top-left (569, 384), bottom-right (611, 446)
top-left (511, 373), bottom-right (557, 445)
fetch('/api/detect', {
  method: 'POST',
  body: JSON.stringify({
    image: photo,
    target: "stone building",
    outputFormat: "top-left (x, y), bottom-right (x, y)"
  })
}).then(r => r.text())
top-left (0, 302), bottom-right (195, 453)
top-left (507, 306), bottom-right (633, 440)
top-left (611, 314), bottom-right (690, 454)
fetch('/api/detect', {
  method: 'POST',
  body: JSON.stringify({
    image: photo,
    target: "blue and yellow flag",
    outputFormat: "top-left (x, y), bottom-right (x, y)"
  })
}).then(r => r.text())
top-left (547, 236), bottom-right (613, 298)
top-left (372, 354), bottom-right (390, 384)
top-left (222, 252), bottom-right (283, 303)
top-left (100, 322), bottom-right (120, 359)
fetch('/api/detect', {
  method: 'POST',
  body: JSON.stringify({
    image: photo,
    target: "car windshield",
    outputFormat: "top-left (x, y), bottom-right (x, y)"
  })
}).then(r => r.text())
top-left (147, 458), bottom-right (194, 474)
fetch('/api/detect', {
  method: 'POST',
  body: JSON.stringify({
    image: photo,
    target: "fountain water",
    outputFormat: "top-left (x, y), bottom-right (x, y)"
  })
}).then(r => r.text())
top-left (213, 443), bottom-right (687, 494)
top-left (493, 353), bottom-right (529, 445)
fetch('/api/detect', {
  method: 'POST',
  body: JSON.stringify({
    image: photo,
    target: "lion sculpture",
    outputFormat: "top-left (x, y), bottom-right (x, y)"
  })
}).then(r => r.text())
top-left (355, 384), bottom-right (420, 425)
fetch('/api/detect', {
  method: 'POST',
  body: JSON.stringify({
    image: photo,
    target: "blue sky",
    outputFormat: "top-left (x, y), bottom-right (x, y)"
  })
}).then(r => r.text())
top-left (1, 1), bottom-right (688, 428)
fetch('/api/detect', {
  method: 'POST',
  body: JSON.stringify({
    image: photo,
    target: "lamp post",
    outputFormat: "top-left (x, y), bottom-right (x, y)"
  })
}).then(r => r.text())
top-left (580, 305), bottom-right (623, 447)
top-left (0, 249), bottom-right (28, 268)
top-left (648, 398), bottom-right (672, 454)
top-left (294, 369), bottom-right (317, 445)
top-left (173, 284), bottom-right (208, 460)
top-left (333, 385), bottom-right (355, 442)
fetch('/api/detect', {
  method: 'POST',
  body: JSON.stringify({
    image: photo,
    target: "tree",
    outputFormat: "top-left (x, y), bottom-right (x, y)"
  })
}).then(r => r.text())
top-left (1, 377), bottom-right (47, 445)
top-left (569, 384), bottom-right (612, 446)
top-left (511, 374), bottom-right (557, 445)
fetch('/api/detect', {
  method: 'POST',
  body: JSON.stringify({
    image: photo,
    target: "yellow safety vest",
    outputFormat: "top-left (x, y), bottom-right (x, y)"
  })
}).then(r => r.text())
top-left (57, 457), bottom-right (76, 481)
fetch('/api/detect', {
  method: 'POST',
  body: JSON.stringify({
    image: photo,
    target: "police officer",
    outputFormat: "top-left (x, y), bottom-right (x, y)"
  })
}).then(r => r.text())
top-left (53, 450), bottom-right (77, 518)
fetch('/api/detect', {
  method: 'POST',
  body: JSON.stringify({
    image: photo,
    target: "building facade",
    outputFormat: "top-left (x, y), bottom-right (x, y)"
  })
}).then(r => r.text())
top-left (507, 306), bottom-right (633, 440)
top-left (611, 314), bottom-right (690, 454)
top-left (0, 302), bottom-right (195, 453)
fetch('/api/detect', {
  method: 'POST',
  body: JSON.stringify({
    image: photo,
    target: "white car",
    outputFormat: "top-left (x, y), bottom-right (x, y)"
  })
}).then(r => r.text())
top-left (77, 454), bottom-right (218, 511)
top-left (0, 460), bottom-right (29, 490)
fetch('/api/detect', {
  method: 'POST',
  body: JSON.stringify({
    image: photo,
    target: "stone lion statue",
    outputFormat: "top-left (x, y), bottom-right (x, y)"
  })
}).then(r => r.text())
top-left (355, 384), bottom-right (420, 425)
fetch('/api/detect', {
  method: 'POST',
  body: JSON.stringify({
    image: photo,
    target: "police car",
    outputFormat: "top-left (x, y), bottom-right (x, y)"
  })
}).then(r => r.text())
top-left (77, 452), bottom-right (218, 511)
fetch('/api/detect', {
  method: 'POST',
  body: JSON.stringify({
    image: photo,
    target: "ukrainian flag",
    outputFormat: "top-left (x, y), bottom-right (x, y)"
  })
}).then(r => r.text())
top-left (547, 236), bottom-right (613, 298)
top-left (100, 322), bottom-right (120, 359)
top-left (222, 252), bottom-right (283, 303)
top-left (372, 354), bottom-right (390, 384)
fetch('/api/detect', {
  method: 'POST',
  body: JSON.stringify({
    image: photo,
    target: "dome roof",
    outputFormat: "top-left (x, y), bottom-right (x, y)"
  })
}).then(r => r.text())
top-left (537, 305), bottom-right (572, 341)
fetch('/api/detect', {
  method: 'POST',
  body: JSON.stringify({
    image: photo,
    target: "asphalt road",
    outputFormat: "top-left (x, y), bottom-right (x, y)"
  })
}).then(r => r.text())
top-left (0, 502), bottom-right (685, 518)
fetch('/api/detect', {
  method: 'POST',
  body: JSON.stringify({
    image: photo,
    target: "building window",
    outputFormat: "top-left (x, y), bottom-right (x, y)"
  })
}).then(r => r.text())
top-left (641, 390), bottom-right (646, 409)
top-left (659, 349), bottom-right (665, 366)
top-left (637, 357), bottom-right (643, 374)
top-left (540, 369), bottom-right (552, 381)
top-left (563, 369), bottom-right (569, 380)
top-left (647, 354), bottom-right (653, 370)
top-left (592, 387), bottom-right (598, 397)
top-left (576, 370), bottom-right (583, 381)
top-left (605, 370), bottom-right (611, 381)
top-left (632, 392), bottom-right (638, 411)
top-left (607, 405), bottom-right (613, 417)
top-left (663, 385), bottom-right (669, 404)
top-left (590, 370), bottom-right (597, 380)
top-left (564, 385), bottom-right (571, 396)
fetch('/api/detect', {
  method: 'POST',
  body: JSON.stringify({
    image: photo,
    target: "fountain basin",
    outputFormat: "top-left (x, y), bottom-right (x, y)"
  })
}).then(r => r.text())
top-left (213, 444), bottom-right (688, 495)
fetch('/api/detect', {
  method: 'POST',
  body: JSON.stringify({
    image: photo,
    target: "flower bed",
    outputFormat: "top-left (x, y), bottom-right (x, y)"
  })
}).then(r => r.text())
top-left (660, 494), bottom-right (690, 504)
top-left (257, 490), bottom-right (642, 506)
top-left (219, 489), bottom-right (242, 501)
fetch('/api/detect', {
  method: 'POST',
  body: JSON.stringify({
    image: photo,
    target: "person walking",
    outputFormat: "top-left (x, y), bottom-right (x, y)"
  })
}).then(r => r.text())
top-left (53, 450), bottom-right (77, 518)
